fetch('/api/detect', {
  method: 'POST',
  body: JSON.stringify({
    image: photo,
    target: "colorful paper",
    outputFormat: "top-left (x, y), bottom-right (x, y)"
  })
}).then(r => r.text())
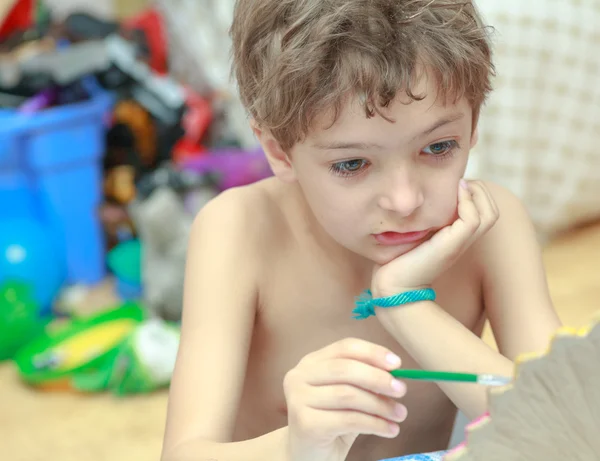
top-left (380, 451), bottom-right (446, 461)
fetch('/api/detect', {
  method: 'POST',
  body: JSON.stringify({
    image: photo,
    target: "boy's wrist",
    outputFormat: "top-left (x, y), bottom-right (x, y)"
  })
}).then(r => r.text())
top-left (353, 287), bottom-right (436, 320)
top-left (370, 284), bottom-right (433, 300)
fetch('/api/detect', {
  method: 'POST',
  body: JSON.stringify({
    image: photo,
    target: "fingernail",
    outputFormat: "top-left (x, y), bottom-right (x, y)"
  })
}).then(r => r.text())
top-left (395, 403), bottom-right (408, 419)
top-left (460, 179), bottom-right (469, 190)
top-left (386, 353), bottom-right (401, 367)
top-left (391, 379), bottom-right (405, 393)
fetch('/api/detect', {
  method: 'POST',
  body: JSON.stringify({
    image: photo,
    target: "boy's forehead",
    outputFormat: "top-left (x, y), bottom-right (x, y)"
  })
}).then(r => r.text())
top-left (307, 90), bottom-right (471, 149)
top-left (306, 67), bottom-right (471, 144)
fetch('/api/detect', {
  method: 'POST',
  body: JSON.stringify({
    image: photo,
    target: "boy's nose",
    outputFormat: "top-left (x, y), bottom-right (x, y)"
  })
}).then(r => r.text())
top-left (377, 175), bottom-right (424, 218)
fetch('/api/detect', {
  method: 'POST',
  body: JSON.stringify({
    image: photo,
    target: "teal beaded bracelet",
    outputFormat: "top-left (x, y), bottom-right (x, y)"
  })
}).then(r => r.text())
top-left (352, 288), bottom-right (436, 320)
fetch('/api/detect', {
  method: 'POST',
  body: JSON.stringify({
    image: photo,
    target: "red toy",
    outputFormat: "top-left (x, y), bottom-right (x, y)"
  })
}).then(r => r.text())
top-left (123, 8), bottom-right (168, 75)
top-left (172, 88), bottom-right (213, 164)
top-left (0, 0), bottom-right (35, 40)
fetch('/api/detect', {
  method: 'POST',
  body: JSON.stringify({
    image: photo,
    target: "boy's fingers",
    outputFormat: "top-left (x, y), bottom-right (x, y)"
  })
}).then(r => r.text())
top-left (293, 407), bottom-right (400, 440)
top-left (305, 384), bottom-right (408, 423)
top-left (304, 358), bottom-right (407, 398)
top-left (432, 180), bottom-right (479, 255)
top-left (456, 180), bottom-right (481, 233)
top-left (468, 182), bottom-right (499, 232)
top-left (410, 180), bottom-right (483, 264)
top-left (476, 181), bottom-right (499, 216)
top-left (308, 337), bottom-right (402, 371)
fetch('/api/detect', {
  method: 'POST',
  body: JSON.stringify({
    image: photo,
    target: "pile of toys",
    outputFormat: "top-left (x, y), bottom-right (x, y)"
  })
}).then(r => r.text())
top-left (0, 0), bottom-right (272, 317)
top-left (0, 0), bottom-right (272, 394)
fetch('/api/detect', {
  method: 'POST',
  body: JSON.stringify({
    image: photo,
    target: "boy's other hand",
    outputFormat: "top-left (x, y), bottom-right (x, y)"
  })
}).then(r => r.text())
top-left (283, 338), bottom-right (407, 461)
top-left (372, 180), bottom-right (499, 298)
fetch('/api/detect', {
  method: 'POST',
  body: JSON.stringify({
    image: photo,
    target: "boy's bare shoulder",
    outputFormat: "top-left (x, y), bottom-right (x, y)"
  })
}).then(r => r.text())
top-left (470, 179), bottom-right (547, 293)
top-left (482, 180), bottom-right (526, 211)
top-left (470, 179), bottom-right (534, 256)
top-left (480, 179), bottom-right (534, 236)
top-left (193, 177), bottom-right (288, 251)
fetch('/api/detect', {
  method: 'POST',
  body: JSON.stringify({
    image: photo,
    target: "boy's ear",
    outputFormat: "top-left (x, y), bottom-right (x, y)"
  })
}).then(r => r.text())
top-left (251, 120), bottom-right (296, 183)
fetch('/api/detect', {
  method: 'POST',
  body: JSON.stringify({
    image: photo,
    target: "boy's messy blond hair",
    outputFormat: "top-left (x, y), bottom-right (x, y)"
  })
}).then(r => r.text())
top-left (231, 0), bottom-right (494, 151)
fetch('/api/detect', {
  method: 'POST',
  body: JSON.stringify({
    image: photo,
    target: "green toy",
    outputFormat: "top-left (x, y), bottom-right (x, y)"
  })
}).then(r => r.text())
top-left (0, 280), bottom-right (48, 361)
top-left (73, 318), bottom-right (181, 396)
top-left (13, 302), bottom-right (146, 391)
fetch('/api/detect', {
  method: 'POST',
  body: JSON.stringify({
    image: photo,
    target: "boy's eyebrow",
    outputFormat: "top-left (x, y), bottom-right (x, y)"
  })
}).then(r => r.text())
top-left (415, 112), bottom-right (465, 140)
top-left (312, 141), bottom-right (386, 151)
top-left (312, 112), bottom-right (466, 151)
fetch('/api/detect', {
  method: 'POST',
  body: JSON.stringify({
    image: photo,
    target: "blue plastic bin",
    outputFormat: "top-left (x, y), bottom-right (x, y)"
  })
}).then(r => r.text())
top-left (0, 91), bottom-right (114, 286)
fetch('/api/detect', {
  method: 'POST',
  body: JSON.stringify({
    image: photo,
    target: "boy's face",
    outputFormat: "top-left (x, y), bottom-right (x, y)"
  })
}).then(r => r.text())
top-left (275, 75), bottom-right (477, 265)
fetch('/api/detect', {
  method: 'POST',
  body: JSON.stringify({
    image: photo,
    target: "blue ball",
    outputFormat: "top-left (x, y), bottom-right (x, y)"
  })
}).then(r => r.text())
top-left (0, 218), bottom-right (67, 315)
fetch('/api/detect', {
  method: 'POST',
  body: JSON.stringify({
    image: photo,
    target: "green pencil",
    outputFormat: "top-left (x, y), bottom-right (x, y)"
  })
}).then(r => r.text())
top-left (390, 369), bottom-right (512, 387)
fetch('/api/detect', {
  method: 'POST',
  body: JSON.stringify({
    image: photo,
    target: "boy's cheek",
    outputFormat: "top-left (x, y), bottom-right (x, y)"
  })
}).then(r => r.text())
top-left (432, 195), bottom-right (461, 230)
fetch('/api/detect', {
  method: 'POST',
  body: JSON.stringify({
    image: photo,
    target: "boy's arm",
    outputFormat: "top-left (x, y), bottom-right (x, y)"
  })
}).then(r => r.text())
top-left (477, 182), bottom-right (562, 359)
top-left (376, 299), bottom-right (513, 420)
top-left (163, 428), bottom-right (289, 461)
top-left (375, 182), bottom-right (561, 420)
top-left (161, 189), bottom-right (289, 461)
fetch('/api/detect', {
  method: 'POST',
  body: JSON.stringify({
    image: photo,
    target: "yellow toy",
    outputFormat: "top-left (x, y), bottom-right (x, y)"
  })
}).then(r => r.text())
top-left (14, 302), bottom-right (146, 391)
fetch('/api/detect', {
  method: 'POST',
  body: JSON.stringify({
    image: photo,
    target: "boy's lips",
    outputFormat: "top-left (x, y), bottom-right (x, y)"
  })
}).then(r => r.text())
top-left (373, 229), bottom-right (432, 246)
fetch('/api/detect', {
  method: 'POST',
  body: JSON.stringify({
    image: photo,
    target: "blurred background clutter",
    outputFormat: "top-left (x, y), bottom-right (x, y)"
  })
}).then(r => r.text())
top-left (0, 1), bottom-right (598, 460)
top-left (0, 1), bottom-right (272, 458)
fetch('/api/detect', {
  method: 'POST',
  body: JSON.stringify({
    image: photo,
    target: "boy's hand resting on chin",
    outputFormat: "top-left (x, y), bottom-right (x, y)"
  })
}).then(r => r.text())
top-left (372, 180), bottom-right (499, 298)
top-left (284, 338), bottom-right (408, 461)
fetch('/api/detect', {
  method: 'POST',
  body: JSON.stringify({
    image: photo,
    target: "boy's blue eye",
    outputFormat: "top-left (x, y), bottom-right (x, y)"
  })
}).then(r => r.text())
top-left (329, 159), bottom-right (369, 177)
top-left (337, 159), bottom-right (365, 172)
top-left (423, 140), bottom-right (459, 156)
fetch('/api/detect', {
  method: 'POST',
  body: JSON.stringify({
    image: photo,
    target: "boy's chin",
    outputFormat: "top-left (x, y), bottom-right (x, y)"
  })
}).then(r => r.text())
top-left (355, 242), bottom-right (421, 266)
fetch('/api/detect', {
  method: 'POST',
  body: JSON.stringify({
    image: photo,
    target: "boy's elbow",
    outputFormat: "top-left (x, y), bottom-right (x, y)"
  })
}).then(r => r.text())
top-left (161, 438), bottom-right (209, 461)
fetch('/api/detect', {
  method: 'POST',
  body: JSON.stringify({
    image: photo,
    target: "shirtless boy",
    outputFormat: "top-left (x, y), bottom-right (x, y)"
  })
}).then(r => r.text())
top-left (162, 1), bottom-right (562, 460)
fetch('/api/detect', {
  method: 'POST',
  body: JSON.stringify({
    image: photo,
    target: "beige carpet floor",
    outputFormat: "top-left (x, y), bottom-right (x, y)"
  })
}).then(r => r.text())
top-left (1, 221), bottom-right (599, 461)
